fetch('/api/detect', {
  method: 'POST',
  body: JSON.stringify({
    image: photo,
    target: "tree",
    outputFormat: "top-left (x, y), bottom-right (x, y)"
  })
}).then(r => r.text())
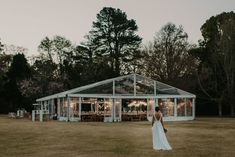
top-left (83, 7), bottom-right (142, 75)
top-left (38, 37), bottom-right (54, 61)
top-left (16, 55), bottom-right (64, 111)
top-left (3, 44), bottom-right (28, 55)
top-left (74, 44), bottom-right (113, 86)
top-left (38, 36), bottom-right (75, 90)
top-left (0, 39), bottom-right (4, 54)
top-left (0, 54), bottom-right (12, 85)
top-left (0, 40), bottom-right (13, 113)
top-left (199, 11), bottom-right (235, 116)
top-left (220, 17), bottom-right (235, 115)
top-left (52, 36), bottom-right (74, 65)
top-left (142, 23), bottom-right (198, 85)
top-left (4, 53), bottom-right (31, 112)
top-left (38, 36), bottom-right (74, 64)
top-left (32, 57), bottom-right (60, 95)
top-left (7, 54), bottom-right (31, 80)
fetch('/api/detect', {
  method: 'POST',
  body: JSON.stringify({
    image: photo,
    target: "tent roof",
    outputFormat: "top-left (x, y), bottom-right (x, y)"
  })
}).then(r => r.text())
top-left (36, 74), bottom-right (195, 102)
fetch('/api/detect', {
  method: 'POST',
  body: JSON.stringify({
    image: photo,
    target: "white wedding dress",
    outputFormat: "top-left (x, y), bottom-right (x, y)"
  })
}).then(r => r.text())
top-left (152, 114), bottom-right (172, 150)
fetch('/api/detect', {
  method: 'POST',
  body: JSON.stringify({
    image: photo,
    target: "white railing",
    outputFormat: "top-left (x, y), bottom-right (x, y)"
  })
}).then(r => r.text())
top-left (32, 110), bottom-right (49, 122)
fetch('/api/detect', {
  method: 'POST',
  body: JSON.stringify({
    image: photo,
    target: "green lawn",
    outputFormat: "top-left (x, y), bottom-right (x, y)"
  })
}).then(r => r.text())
top-left (0, 116), bottom-right (234, 157)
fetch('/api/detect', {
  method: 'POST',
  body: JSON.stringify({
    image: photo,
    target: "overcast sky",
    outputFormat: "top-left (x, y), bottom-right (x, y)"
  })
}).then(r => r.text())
top-left (0, 0), bottom-right (234, 55)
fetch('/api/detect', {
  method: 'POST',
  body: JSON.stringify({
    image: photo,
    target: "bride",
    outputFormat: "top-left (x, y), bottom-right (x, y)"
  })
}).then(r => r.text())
top-left (152, 106), bottom-right (172, 150)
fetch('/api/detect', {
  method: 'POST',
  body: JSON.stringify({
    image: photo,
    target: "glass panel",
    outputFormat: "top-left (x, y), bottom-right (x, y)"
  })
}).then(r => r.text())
top-left (115, 76), bottom-right (134, 95)
top-left (136, 75), bottom-right (154, 95)
top-left (60, 98), bottom-right (68, 117)
top-left (156, 82), bottom-right (179, 95)
top-left (57, 98), bottom-right (60, 116)
top-left (70, 97), bottom-right (79, 118)
top-left (78, 81), bottom-right (113, 94)
top-left (122, 99), bottom-right (129, 113)
top-left (147, 98), bottom-right (155, 121)
top-left (42, 101), bottom-right (48, 110)
top-left (177, 98), bottom-right (186, 116)
top-left (80, 98), bottom-right (105, 122)
top-left (156, 82), bottom-right (170, 90)
top-left (81, 98), bottom-right (93, 113)
top-left (186, 98), bottom-right (193, 116)
top-left (48, 100), bottom-right (51, 113)
top-left (51, 100), bottom-right (56, 115)
top-left (121, 99), bottom-right (147, 121)
top-left (49, 100), bottom-right (54, 115)
top-left (126, 99), bottom-right (147, 114)
top-left (53, 99), bottom-right (57, 116)
top-left (104, 98), bottom-right (112, 117)
top-left (115, 99), bottom-right (121, 121)
top-left (158, 98), bottom-right (174, 117)
top-left (97, 98), bottom-right (104, 113)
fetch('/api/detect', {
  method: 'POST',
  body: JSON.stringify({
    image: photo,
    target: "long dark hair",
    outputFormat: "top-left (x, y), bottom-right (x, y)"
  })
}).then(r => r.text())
top-left (155, 106), bottom-right (160, 112)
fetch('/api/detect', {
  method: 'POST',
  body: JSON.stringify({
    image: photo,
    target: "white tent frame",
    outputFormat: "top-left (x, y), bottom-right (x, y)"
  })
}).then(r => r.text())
top-left (34, 74), bottom-right (196, 122)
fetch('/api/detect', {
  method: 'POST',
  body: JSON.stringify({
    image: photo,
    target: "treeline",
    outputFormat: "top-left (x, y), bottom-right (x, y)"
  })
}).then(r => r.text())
top-left (0, 7), bottom-right (234, 116)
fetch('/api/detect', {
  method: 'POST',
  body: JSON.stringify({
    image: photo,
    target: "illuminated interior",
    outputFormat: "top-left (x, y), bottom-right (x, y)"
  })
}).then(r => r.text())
top-left (36, 74), bottom-right (195, 122)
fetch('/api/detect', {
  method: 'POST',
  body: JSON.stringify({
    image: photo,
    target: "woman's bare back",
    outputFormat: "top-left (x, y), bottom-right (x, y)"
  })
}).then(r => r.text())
top-left (154, 112), bottom-right (161, 121)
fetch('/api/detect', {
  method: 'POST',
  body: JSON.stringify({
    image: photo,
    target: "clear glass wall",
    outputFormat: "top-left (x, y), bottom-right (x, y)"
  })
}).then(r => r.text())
top-left (186, 98), bottom-right (193, 116)
top-left (115, 76), bottom-right (134, 95)
top-left (104, 98), bottom-right (112, 117)
top-left (147, 98), bottom-right (155, 121)
top-left (176, 98), bottom-right (193, 117)
top-left (70, 97), bottom-right (79, 118)
top-left (136, 75), bottom-right (154, 95)
top-left (60, 98), bottom-right (68, 117)
top-left (79, 82), bottom-right (113, 94)
top-left (114, 99), bottom-right (121, 121)
top-left (158, 98), bottom-right (174, 117)
top-left (177, 98), bottom-right (186, 116)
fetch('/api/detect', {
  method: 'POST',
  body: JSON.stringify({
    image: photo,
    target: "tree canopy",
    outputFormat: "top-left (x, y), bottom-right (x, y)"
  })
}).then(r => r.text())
top-left (82, 7), bottom-right (142, 75)
top-left (4, 54), bottom-right (31, 112)
top-left (142, 23), bottom-right (198, 85)
top-left (197, 11), bottom-right (235, 116)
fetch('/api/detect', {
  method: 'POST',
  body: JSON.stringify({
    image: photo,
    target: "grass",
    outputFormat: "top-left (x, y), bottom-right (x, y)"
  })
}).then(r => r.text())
top-left (0, 116), bottom-right (234, 157)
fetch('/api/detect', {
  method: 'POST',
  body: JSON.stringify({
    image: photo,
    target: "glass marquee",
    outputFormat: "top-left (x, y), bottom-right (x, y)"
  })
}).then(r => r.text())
top-left (35, 74), bottom-right (195, 122)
